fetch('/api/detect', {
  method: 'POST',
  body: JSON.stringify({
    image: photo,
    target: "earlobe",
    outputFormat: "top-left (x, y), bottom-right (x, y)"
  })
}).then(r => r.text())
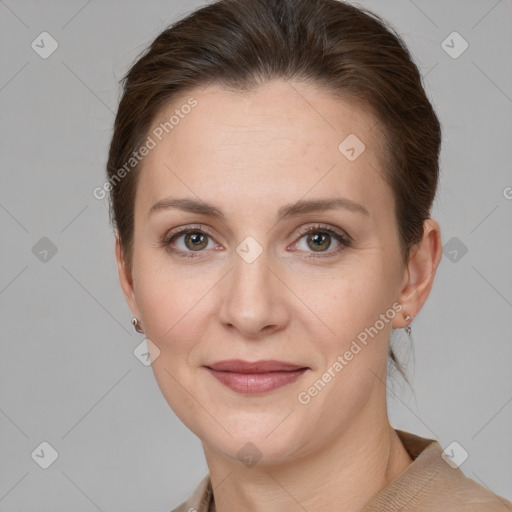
top-left (394, 219), bottom-right (443, 328)
top-left (114, 235), bottom-right (139, 318)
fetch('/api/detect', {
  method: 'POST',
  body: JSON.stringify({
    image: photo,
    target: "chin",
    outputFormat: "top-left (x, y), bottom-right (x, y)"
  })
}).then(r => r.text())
top-left (197, 412), bottom-right (312, 465)
top-left (208, 434), bottom-right (302, 468)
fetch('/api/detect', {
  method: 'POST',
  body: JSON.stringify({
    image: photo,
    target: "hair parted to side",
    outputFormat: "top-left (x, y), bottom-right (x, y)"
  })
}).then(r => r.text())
top-left (106, 0), bottom-right (441, 384)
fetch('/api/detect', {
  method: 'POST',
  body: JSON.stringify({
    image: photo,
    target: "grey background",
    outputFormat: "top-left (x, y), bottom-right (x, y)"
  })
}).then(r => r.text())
top-left (1, 0), bottom-right (511, 510)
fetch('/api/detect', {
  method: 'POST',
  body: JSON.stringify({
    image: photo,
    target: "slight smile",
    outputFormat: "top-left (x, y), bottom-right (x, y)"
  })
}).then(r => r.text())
top-left (204, 359), bottom-right (310, 395)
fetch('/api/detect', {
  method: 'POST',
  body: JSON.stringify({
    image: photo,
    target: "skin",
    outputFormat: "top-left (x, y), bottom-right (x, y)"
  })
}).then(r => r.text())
top-left (115, 79), bottom-right (442, 512)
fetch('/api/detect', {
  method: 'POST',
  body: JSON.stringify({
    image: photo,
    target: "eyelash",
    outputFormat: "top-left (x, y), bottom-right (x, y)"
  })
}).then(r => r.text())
top-left (294, 224), bottom-right (352, 258)
top-left (160, 223), bottom-right (352, 259)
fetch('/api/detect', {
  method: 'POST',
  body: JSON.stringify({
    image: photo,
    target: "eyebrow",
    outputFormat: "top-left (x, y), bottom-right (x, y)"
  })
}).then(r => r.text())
top-left (148, 196), bottom-right (369, 220)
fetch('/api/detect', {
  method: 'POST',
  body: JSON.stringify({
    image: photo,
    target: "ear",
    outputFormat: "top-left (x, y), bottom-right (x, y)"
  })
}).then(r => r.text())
top-left (393, 218), bottom-right (443, 329)
top-left (114, 234), bottom-right (140, 319)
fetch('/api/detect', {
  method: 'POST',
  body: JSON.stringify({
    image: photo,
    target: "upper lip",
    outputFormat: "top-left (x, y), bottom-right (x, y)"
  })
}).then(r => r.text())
top-left (205, 359), bottom-right (308, 373)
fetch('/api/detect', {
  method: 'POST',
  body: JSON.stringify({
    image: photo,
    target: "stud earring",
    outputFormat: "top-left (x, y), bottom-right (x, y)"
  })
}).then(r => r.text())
top-left (403, 313), bottom-right (413, 337)
top-left (131, 316), bottom-right (144, 334)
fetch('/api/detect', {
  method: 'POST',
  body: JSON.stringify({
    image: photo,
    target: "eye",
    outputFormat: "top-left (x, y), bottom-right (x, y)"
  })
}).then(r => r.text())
top-left (161, 225), bottom-right (219, 258)
top-left (160, 223), bottom-right (351, 259)
top-left (292, 224), bottom-right (351, 257)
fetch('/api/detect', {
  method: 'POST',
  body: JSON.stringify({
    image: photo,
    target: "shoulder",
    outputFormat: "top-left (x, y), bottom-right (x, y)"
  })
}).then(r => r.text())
top-left (365, 430), bottom-right (512, 511)
top-left (438, 458), bottom-right (512, 511)
top-left (427, 473), bottom-right (512, 511)
top-left (169, 474), bottom-right (212, 512)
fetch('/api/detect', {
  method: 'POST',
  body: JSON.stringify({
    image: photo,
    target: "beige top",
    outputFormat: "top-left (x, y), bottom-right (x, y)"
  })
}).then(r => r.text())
top-left (170, 429), bottom-right (512, 511)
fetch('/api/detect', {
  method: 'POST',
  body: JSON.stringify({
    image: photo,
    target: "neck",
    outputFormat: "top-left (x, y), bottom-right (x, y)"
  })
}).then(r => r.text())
top-left (202, 394), bottom-right (413, 512)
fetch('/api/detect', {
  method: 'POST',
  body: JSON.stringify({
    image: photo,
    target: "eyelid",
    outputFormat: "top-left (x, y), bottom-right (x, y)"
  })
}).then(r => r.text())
top-left (294, 222), bottom-right (351, 243)
top-left (163, 223), bottom-right (212, 240)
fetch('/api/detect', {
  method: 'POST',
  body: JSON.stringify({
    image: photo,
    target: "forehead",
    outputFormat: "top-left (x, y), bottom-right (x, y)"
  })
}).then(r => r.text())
top-left (136, 79), bottom-right (391, 220)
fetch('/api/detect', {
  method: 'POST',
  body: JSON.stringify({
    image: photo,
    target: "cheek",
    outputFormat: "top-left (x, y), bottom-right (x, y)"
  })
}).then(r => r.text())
top-left (293, 260), bottom-right (395, 339)
top-left (132, 250), bottom-right (195, 344)
top-left (290, 271), bottom-right (394, 438)
top-left (133, 267), bottom-right (214, 430)
top-left (136, 275), bottom-right (207, 355)
top-left (290, 260), bottom-right (399, 403)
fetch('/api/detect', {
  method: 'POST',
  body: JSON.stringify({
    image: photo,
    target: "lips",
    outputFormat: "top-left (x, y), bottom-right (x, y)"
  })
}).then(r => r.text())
top-left (205, 359), bottom-right (307, 373)
top-left (204, 359), bottom-right (309, 394)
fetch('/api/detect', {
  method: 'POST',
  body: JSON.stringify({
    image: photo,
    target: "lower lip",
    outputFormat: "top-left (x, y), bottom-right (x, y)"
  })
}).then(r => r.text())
top-left (206, 368), bottom-right (308, 394)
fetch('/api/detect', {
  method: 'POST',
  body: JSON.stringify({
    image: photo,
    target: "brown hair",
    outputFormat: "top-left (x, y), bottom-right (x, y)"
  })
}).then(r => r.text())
top-left (106, 0), bottom-right (441, 383)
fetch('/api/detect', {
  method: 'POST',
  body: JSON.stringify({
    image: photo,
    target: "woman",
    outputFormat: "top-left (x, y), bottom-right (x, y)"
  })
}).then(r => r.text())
top-left (106, 0), bottom-right (512, 510)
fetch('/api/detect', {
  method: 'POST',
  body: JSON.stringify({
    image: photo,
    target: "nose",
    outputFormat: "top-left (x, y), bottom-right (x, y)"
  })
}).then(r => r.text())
top-left (218, 247), bottom-right (290, 339)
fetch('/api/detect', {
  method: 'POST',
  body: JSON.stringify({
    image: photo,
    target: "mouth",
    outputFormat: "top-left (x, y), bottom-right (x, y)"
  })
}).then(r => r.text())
top-left (203, 359), bottom-right (309, 394)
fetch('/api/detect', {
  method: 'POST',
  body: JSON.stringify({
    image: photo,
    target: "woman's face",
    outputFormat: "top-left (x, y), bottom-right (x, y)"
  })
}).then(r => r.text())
top-left (117, 79), bottom-right (412, 464)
